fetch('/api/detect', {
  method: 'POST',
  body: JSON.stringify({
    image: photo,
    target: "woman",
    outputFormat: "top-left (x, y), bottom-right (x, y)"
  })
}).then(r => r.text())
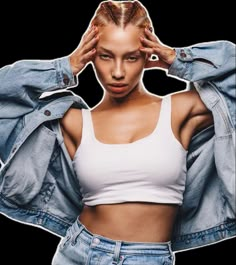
top-left (0, 1), bottom-right (235, 264)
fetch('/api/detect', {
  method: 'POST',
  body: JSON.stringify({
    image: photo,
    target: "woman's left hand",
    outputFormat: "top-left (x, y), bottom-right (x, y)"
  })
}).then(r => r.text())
top-left (140, 28), bottom-right (176, 70)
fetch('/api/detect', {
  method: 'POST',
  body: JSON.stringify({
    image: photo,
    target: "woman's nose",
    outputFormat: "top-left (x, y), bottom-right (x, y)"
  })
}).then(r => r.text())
top-left (112, 61), bottom-right (125, 80)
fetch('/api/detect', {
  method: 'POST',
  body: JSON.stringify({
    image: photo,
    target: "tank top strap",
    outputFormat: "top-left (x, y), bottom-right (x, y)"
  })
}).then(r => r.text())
top-left (156, 94), bottom-right (172, 135)
top-left (81, 108), bottom-right (94, 142)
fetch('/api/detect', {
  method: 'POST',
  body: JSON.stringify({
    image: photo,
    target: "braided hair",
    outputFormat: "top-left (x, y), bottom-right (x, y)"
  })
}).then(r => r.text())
top-left (91, 1), bottom-right (153, 31)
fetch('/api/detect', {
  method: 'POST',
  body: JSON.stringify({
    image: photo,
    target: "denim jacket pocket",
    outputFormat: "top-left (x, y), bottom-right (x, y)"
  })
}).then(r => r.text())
top-left (0, 125), bottom-right (56, 205)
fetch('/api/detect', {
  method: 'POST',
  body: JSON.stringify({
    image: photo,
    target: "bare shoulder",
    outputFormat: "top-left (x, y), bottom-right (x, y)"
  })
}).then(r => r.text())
top-left (171, 89), bottom-right (211, 119)
top-left (61, 107), bottom-right (82, 131)
top-left (60, 108), bottom-right (83, 158)
top-left (171, 89), bottom-right (213, 137)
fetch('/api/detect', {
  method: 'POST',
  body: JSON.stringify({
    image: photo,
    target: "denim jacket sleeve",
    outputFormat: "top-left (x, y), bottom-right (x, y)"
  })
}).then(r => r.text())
top-left (168, 40), bottom-right (236, 128)
top-left (0, 56), bottom-right (77, 118)
top-left (0, 56), bottom-right (78, 164)
top-left (168, 41), bottom-right (236, 251)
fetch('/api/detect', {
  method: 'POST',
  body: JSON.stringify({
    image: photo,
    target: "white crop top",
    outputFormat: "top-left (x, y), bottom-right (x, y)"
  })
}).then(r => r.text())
top-left (72, 95), bottom-right (187, 206)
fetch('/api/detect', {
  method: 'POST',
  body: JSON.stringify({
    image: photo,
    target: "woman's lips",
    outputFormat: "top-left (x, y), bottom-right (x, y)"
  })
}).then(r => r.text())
top-left (108, 83), bottom-right (128, 93)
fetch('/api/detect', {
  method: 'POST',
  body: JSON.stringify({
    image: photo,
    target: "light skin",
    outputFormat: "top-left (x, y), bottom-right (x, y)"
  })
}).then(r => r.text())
top-left (61, 23), bottom-right (213, 242)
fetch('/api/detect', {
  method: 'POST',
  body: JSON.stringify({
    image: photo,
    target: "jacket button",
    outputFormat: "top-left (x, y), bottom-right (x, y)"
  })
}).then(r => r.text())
top-left (180, 49), bottom-right (187, 58)
top-left (63, 74), bottom-right (70, 85)
top-left (44, 110), bottom-right (51, 116)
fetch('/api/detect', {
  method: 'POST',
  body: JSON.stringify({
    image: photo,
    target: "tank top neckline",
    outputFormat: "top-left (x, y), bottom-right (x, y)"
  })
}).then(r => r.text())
top-left (83, 96), bottom-right (167, 147)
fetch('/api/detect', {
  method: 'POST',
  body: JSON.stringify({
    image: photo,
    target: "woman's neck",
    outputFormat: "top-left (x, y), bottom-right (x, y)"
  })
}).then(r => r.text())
top-left (102, 85), bottom-right (150, 109)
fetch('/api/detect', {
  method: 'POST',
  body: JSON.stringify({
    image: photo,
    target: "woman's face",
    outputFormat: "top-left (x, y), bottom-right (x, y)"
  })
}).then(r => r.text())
top-left (93, 24), bottom-right (147, 98)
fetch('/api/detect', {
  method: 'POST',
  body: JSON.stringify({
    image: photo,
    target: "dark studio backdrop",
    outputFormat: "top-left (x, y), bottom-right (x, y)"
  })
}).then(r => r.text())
top-left (0, 1), bottom-right (235, 264)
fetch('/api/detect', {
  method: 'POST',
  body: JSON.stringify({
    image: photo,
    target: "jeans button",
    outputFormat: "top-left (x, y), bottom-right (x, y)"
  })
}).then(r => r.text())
top-left (93, 238), bottom-right (100, 244)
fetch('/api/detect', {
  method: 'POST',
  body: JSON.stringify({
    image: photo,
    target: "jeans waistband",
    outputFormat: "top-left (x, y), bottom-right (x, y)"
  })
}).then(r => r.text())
top-left (70, 218), bottom-right (172, 255)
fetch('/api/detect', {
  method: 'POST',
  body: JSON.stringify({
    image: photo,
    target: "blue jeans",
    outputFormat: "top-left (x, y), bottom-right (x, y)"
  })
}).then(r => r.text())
top-left (52, 217), bottom-right (175, 265)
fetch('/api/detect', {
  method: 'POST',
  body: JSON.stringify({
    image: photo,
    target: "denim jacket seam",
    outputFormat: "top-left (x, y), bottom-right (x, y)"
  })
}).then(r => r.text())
top-left (0, 90), bottom-right (25, 111)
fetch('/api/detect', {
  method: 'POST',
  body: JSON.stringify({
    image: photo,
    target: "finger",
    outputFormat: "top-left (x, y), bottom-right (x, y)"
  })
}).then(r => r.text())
top-left (139, 46), bottom-right (160, 57)
top-left (83, 34), bottom-right (99, 54)
top-left (83, 26), bottom-right (98, 44)
top-left (81, 48), bottom-right (97, 65)
top-left (82, 26), bottom-right (93, 40)
top-left (144, 28), bottom-right (161, 43)
top-left (139, 46), bottom-right (153, 55)
top-left (80, 48), bottom-right (96, 68)
top-left (140, 36), bottom-right (161, 51)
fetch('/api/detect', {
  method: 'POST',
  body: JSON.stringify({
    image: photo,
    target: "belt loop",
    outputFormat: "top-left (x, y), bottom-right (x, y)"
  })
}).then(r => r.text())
top-left (112, 241), bottom-right (122, 264)
top-left (71, 224), bottom-right (84, 246)
top-left (167, 241), bottom-right (175, 264)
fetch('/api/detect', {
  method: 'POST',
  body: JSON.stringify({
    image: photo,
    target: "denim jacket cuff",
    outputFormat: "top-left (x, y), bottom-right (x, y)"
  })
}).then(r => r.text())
top-left (167, 48), bottom-right (193, 80)
top-left (54, 56), bottom-right (78, 89)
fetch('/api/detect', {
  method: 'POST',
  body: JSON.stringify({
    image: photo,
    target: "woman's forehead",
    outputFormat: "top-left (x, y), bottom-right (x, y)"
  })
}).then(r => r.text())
top-left (98, 24), bottom-right (143, 36)
top-left (97, 24), bottom-right (143, 51)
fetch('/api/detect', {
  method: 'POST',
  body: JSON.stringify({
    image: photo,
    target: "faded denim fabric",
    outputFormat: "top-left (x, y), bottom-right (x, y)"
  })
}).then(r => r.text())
top-left (0, 41), bottom-right (235, 252)
top-left (52, 218), bottom-right (175, 265)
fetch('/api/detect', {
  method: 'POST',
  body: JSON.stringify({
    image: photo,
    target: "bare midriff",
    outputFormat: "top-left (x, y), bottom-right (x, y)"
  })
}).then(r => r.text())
top-left (78, 202), bottom-right (179, 243)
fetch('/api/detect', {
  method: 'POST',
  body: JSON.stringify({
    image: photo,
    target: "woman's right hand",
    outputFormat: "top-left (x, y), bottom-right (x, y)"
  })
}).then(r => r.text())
top-left (69, 26), bottom-right (99, 75)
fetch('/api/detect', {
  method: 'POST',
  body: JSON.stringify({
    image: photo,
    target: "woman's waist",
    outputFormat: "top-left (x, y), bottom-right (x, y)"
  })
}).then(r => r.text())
top-left (78, 202), bottom-right (179, 242)
top-left (68, 218), bottom-right (172, 257)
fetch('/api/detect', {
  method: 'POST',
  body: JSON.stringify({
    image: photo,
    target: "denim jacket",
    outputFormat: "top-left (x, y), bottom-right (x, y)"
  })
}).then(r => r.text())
top-left (0, 41), bottom-right (235, 252)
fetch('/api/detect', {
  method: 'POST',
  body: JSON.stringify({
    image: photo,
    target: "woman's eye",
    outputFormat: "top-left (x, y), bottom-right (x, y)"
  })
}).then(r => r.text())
top-left (127, 56), bottom-right (138, 62)
top-left (99, 54), bottom-right (111, 60)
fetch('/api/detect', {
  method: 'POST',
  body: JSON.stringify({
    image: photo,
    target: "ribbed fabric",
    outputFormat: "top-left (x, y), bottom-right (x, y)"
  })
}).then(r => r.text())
top-left (72, 95), bottom-right (187, 206)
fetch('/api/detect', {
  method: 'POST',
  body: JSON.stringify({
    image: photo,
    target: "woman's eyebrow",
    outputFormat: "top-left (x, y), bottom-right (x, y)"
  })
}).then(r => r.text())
top-left (98, 47), bottom-right (141, 55)
top-left (97, 47), bottom-right (113, 54)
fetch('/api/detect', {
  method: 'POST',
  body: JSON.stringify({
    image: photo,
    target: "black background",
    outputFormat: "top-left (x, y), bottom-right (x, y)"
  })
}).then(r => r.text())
top-left (0, 1), bottom-right (235, 264)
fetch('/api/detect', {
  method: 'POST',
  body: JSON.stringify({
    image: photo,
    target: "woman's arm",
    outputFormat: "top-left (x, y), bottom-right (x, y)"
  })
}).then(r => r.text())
top-left (140, 28), bottom-right (235, 84)
top-left (140, 31), bottom-right (236, 128)
top-left (168, 41), bottom-right (236, 129)
top-left (59, 25), bottom-right (99, 160)
top-left (0, 57), bottom-right (76, 117)
top-left (0, 25), bottom-right (99, 118)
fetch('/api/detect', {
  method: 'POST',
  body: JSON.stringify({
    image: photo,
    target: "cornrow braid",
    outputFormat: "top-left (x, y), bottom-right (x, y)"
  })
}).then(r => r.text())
top-left (91, 1), bottom-right (152, 32)
top-left (103, 2), bottom-right (119, 25)
top-left (125, 1), bottom-right (139, 25)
